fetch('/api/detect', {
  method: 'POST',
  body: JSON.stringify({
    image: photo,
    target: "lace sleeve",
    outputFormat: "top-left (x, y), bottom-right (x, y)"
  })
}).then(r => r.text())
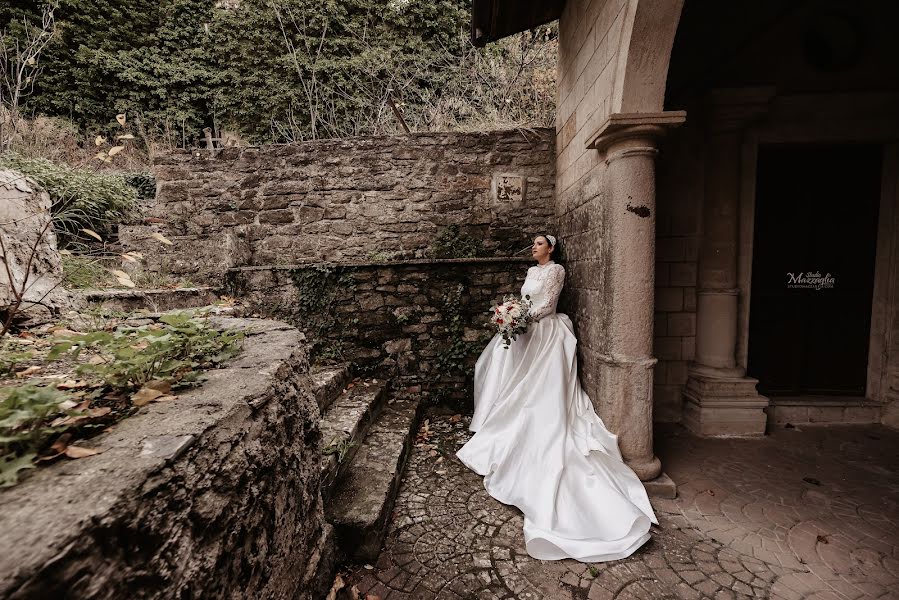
top-left (529, 264), bottom-right (565, 321)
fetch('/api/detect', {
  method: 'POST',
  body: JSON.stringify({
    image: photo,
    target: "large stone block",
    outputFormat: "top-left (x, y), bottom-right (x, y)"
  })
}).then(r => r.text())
top-left (0, 170), bottom-right (70, 324)
top-left (0, 318), bottom-right (330, 600)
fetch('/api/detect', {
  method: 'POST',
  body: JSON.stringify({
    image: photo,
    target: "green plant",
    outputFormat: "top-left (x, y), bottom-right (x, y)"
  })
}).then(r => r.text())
top-left (0, 152), bottom-right (137, 242)
top-left (0, 384), bottom-right (76, 487)
top-left (322, 438), bottom-right (357, 464)
top-left (0, 338), bottom-right (34, 375)
top-left (430, 225), bottom-right (487, 260)
top-left (49, 312), bottom-right (244, 391)
top-left (122, 172), bottom-right (156, 199)
top-left (366, 250), bottom-right (390, 262)
top-left (286, 265), bottom-right (356, 363)
top-left (61, 255), bottom-right (117, 289)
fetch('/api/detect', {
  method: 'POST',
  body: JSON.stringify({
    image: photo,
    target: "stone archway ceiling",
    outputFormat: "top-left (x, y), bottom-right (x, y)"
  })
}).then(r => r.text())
top-left (471, 0), bottom-right (565, 46)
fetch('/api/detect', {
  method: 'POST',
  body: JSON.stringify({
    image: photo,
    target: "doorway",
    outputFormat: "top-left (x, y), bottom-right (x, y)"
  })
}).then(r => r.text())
top-left (747, 144), bottom-right (882, 397)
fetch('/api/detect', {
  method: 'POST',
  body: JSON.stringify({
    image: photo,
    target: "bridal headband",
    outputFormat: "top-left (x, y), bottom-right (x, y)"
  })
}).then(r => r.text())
top-left (546, 235), bottom-right (557, 247)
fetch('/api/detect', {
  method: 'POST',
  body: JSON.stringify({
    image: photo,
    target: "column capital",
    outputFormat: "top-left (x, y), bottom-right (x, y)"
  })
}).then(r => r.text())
top-left (586, 111), bottom-right (687, 153)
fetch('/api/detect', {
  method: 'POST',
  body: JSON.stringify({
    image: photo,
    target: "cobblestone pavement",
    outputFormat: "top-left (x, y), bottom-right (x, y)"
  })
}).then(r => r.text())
top-left (345, 416), bottom-right (899, 599)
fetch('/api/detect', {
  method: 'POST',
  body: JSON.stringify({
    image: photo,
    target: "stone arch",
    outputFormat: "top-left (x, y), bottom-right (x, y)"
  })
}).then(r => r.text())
top-left (612, 0), bottom-right (685, 114)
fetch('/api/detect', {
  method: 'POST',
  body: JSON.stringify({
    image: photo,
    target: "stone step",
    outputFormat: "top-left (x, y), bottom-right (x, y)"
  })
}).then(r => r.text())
top-left (82, 287), bottom-right (221, 312)
top-left (326, 398), bottom-right (421, 563)
top-left (319, 380), bottom-right (388, 500)
top-left (310, 364), bottom-right (352, 413)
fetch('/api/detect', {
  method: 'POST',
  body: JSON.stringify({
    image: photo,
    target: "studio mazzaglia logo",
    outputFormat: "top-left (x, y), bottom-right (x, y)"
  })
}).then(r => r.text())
top-left (786, 271), bottom-right (836, 290)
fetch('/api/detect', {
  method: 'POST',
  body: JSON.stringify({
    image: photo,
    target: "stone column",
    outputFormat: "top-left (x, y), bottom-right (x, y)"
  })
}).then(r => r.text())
top-left (682, 89), bottom-right (773, 437)
top-left (588, 112), bottom-right (685, 487)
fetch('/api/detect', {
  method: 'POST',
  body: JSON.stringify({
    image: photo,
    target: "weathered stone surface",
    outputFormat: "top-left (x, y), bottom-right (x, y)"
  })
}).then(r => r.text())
top-left (229, 258), bottom-right (533, 407)
top-left (344, 416), bottom-right (899, 599)
top-left (81, 286), bottom-right (220, 312)
top-left (327, 398), bottom-right (421, 562)
top-left (319, 382), bottom-right (388, 499)
top-left (0, 317), bottom-right (329, 600)
top-left (129, 130), bottom-right (556, 282)
top-left (310, 364), bottom-right (352, 412)
top-left (0, 170), bottom-right (70, 324)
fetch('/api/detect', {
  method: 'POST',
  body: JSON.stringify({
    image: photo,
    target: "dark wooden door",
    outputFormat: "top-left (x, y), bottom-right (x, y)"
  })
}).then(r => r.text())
top-left (747, 144), bottom-right (882, 396)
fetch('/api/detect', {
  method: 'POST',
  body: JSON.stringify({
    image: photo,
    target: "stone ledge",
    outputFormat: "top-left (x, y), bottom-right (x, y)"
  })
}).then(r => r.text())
top-left (0, 317), bottom-right (329, 600)
top-left (228, 256), bottom-right (535, 272)
top-left (81, 287), bottom-right (221, 312)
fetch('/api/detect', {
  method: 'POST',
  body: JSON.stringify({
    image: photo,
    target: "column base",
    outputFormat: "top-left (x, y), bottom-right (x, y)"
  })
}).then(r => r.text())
top-left (625, 453), bottom-right (662, 482)
top-left (682, 370), bottom-right (769, 437)
top-left (643, 472), bottom-right (677, 499)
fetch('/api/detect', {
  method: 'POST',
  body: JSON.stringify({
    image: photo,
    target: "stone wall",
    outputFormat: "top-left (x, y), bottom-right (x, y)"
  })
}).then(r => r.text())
top-left (555, 0), bottom-right (629, 433)
top-left (228, 258), bottom-right (532, 407)
top-left (123, 130), bottom-right (556, 283)
top-left (0, 318), bottom-right (332, 600)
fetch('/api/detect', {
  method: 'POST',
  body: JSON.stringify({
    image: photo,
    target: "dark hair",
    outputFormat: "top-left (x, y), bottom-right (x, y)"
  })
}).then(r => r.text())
top-left (537, 233), bottom-right (561, 261)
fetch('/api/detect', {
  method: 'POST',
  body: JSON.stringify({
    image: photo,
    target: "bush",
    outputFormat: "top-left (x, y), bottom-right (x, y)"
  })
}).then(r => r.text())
top-left (0, 153), bottom-right (137, 244)
top-left (430, 224), bottom-right (487, 259)
top-left (122, 172), bottom-right (156, 200)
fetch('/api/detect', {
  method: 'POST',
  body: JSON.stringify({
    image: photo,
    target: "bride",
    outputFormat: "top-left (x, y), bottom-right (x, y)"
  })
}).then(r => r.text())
top-left (455, 234), bottom-right (658, 562)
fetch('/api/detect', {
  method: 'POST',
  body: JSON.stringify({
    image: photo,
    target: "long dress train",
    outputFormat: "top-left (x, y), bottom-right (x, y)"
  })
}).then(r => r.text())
top-left (455, 260), bottom-right (658, 562)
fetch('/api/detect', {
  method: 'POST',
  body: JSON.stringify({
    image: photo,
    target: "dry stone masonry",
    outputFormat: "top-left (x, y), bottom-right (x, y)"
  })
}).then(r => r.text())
top-left (123, 130), bottom-right (556, 283)
top-left (229, 258), bottom-right (533, 407)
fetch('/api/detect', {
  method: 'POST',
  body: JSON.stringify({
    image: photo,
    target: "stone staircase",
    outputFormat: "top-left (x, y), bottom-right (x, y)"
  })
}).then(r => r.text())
top-left (310, 365), bottom-right (422, 565)
top-left (80, 290), bottom-right (423, 592)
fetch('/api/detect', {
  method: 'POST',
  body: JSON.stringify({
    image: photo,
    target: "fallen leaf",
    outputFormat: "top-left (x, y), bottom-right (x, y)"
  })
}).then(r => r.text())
top-left (116, 113), bottom-right (126, 126)
top-left (94, 135), bottom-right (106, 146)
top-left (151, 232), bottom-right (173, 246)
top-left (428, 450), bottom-right (438, 457)
top-left (117, 133), bottom-right (135, 140)
top-left (132, 386), bottom-right (164, 407)
top-left (50, 433), bottom-right (72, 453)
top-left (108, 145), bottom-right (125, 157)
top-left (450, 414), bottom-right (462, 423)
top-left (51, 328), bottom-right (79, 337)
top-left (144, 379), bottom-right (172, 394)
top-left (57, 380), bottom-right (88, 390)
top-left (325, 573), bottom-right (345, 600)
top-left (14, 365), bottom-right (41, 378)
top-left (363, 564), bottom-right (374, 570)
top-left (65, 445), bottom-right (103, 459)
top-left (87, 355), bottom-right (107, 365)
top-left (81, 228), bottom-right (103, 242)
top-left (152, 395), bottom-right (178, 403)
top-left (121, 253), bottom-right (138, 263)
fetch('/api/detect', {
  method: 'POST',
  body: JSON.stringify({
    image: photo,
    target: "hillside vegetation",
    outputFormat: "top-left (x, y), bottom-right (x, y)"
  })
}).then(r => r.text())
top-left (1, 0), bottom-right (557, 150)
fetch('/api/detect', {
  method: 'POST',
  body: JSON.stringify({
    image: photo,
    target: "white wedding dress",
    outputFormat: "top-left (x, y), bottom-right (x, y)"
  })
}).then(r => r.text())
top-left (455, 260), bottom-right (658, 562)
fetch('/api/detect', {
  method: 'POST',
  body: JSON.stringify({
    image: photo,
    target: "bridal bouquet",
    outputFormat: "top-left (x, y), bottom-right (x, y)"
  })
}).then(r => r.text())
top-left (490, 294), bottom-right (533, 349)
